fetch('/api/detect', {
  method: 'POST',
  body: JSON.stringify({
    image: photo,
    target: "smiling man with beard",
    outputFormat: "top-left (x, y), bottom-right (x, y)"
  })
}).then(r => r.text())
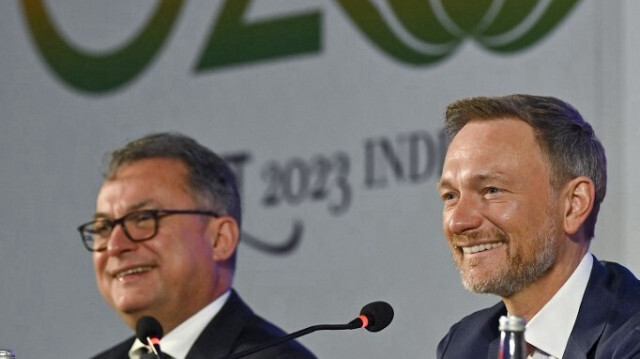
top-left (436, 95), bottom-right (640, 359)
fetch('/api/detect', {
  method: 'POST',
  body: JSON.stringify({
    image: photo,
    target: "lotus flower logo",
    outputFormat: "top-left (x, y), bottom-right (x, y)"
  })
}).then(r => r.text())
top-left (21, 0), bottom-right (581, 90)
top-left (334, 0), bottom-right (581, 63)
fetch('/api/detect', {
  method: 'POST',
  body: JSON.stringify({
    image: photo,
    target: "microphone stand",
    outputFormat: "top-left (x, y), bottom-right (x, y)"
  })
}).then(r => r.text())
top-left (225, 318), bottom-right (363, 359)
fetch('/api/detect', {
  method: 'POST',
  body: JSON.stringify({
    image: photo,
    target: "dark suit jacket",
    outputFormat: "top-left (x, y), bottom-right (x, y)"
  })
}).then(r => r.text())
top-left (92, 290), bottom-right (316, 359)
top-left (437, 257), bottom-right (640, 358)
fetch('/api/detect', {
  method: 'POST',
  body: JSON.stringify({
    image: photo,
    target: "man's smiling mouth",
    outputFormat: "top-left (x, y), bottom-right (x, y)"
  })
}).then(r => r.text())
top-left (461, 242), bottom-right (505, 254)
top-left (114, 266), bottom-right (154, 281)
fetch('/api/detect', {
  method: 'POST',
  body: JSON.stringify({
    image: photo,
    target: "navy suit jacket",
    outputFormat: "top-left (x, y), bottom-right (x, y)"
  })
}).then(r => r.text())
top-left (92, 290), bottom-right (316, 359)
top-left (437, 257), bottom-right (640, 358)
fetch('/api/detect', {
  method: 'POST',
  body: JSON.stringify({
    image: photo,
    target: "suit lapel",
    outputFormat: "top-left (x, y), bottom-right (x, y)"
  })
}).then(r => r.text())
top-left (186, 290), bottom-right (254, 359)
top-left (487, 336), bottom-right (500, 359)
top-left (564, 256), bottom-right (610, 358)
top-left (92, 336), bottom-right (135, 359)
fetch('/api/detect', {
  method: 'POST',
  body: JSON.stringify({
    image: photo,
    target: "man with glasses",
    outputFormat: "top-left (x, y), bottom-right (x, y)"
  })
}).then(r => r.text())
top-left (80, 133), bottom-right (315, 359)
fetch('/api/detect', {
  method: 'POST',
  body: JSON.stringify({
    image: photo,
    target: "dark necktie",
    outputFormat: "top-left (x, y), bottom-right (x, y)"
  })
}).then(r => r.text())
top-left (526, 342), bottom-right (536, 358)
top-left (138, 350), bottom-right (157, 359)
top-left (136, 347), bottom-right (174, 359)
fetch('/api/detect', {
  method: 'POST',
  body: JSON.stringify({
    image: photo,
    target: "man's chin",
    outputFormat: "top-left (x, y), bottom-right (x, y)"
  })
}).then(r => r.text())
top-left (459, 268), bottom-right (504, 294)
top-left (111, 294), bottom-right (155, 316)
top-left (462, 279), bottom-right (493, 294)
top-left (461, 273), bottom-right (526, 297)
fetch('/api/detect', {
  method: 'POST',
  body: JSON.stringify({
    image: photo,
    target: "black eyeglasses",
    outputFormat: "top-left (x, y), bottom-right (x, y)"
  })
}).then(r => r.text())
top-left (77, 209), bottom-right (220, 252)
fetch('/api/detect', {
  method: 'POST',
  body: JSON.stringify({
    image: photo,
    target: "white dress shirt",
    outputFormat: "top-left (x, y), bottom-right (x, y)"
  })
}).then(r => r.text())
top-left (129, 290), bottom-right (231, 359)
top-left (524, 253), bottom-right (593, 359)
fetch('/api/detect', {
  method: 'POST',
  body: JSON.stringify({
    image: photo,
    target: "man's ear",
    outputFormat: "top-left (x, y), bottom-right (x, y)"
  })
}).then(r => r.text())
top-left (563, 176), bottom-right (595, 235)
top-left (208, 216), bottom-right (239, 262)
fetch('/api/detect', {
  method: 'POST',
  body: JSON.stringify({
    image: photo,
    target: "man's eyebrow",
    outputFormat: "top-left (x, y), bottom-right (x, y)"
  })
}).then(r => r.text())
top-left (436, 172), bottom-right (510, 190)
top-left (472, 172), bottom-right (510, 183)
top-left (93, 200), bottom-right (154, 220)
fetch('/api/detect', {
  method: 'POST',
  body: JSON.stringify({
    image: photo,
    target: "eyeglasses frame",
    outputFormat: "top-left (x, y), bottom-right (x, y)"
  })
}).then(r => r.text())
top-left (77, 209), bottom-right (221, 252)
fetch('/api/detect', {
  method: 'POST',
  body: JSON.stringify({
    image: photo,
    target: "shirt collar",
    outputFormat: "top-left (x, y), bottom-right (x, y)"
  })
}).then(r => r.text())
top-left (129, 290), bottom-right (231, 359)
top-left (524, 253), bottom-right (593, 358)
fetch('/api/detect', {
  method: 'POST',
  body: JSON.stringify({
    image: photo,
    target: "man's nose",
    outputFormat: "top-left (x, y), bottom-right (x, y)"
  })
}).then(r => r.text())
top-left (445, 195), bottom-right (483, 235)
top-left (105, 224), bottom-right (137, 255)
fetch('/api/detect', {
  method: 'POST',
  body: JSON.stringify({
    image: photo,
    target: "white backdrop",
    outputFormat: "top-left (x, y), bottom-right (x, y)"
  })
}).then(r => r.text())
top-left (1, 1), bottom-right (639, 357)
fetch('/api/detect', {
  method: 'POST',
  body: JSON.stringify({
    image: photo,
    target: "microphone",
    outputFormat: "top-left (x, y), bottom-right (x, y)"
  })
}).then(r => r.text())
top-left (136, 316), bottom-right (164, 359)
top-left (225, 301), bottom-right (394, 359)
top-left (357, 301), bottom-right (394, 332)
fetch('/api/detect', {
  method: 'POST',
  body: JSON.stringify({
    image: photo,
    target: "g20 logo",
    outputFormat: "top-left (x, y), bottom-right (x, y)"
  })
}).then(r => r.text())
top-left (22, 0), bottom-right (581, 93)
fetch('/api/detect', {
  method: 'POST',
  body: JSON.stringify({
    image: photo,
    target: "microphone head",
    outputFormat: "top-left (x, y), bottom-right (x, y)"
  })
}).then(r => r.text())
top-left (360, 301), bottom-right (394, 332)
top-left (136, 316), bottom-right (164, 342)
